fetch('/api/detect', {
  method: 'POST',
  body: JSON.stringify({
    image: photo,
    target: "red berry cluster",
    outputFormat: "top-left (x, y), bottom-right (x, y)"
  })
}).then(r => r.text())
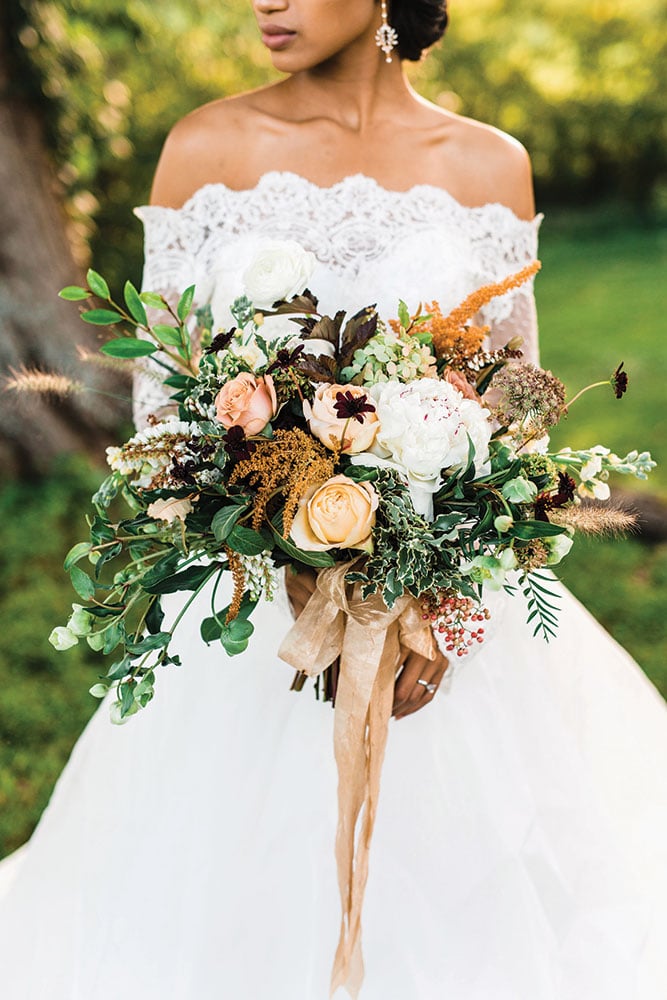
top-left (420, 590), bottom-right (491, 658)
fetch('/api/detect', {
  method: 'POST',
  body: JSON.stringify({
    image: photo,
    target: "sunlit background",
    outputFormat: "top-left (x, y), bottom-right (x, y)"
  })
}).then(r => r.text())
top-left (1, 0), bottom-right (666, 856)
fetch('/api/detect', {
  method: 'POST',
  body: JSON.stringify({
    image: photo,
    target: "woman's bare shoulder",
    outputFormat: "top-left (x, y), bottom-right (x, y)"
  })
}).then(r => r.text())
top-left (429, 106), bottom-right (535, 220)
top-left (148, 85), bottom-right (284, 209)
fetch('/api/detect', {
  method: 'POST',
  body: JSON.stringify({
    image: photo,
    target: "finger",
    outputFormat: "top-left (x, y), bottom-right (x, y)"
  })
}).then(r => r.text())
top-left (392, 651), bottom-right (439, 713)
top-left (393, 652), bottom-right (449, 719)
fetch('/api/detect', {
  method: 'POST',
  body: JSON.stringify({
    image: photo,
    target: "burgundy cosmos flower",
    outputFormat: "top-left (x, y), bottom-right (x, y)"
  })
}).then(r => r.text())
top-left (611, 362), bottom-right (629, 400)
top-left (333, 390), bottom-right (376, 423)
top-left (223, 426), bottom-right (255, 461)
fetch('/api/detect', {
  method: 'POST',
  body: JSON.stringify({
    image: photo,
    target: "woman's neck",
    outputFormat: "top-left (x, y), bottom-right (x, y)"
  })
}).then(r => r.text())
top-left (279, 51), bottom-right (416, 134)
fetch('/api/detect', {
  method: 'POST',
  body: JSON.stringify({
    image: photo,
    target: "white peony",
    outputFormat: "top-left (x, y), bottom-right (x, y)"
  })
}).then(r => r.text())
top-left (350, 378), bottom-right (492, 519)
top-left (243, 240), bottom-right (316, 310)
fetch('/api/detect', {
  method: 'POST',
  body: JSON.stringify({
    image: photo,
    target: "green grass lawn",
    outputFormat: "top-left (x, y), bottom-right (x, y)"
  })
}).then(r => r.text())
top-left (1, 211), bottom-right (666, 860)
top-left (535, 212), bottom-right (667, 698)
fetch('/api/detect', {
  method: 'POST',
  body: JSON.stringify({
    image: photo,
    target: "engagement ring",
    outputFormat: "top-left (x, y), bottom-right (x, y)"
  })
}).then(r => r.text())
top-left (417, 679), bottom-right (437, 694)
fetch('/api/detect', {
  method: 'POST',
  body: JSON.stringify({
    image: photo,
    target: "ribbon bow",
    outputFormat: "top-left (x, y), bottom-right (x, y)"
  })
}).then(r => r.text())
top-left (278, 561), bottom-right (436, 999)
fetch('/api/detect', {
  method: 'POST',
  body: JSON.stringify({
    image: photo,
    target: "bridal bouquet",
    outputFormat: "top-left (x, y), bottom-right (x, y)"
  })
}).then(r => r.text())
top-left (48, 240), bottom-right (654, 722)
top-left (42, 239), bottom-right (654, 996)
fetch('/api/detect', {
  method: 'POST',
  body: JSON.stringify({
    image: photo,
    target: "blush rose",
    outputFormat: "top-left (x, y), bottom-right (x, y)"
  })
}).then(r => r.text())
top-left (214, 372), bottom-right (278, 436)
top-left (303, 384), bottom-right (379, 455)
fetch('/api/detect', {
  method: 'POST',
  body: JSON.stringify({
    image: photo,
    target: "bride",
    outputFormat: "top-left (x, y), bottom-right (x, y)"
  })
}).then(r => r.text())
top-left (1, 1), bottom-right (666, 997)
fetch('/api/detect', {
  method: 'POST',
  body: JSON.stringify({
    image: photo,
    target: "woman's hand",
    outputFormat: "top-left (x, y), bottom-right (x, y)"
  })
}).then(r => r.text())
top-left (285, 568), bottom-right (449, 718)
top-left (392, 645), bottom-right (449, 720)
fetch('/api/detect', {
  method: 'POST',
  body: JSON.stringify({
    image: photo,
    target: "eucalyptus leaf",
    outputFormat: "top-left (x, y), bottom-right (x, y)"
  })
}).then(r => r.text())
top-left (153, 324), bottom-right (183, 347)
top-left (124, 280), bottom-right (148, 326)
top-left (82, 308), bottom-right (123, 326)
top-left (140, 291), bottom-right (168, 309)
top-left (59, 286), bottom-right (89, 301)
top-left (177, 285), bottom-right (196, 322)
top-left (100, 338), bottom-right (157, 358)
top-left (89, 683), bottom-right (109, 699)
top-left (86, 268), bottom-right (110, 299)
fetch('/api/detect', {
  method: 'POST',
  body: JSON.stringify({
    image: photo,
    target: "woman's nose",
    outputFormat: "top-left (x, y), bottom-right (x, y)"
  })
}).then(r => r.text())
top-left (254, 0), bottom-right (289, 14)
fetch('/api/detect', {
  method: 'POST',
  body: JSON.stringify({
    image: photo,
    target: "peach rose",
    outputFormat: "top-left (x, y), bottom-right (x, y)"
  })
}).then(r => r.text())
top-left (303, 384), bottom-right (379, 455)
top-left (442, 367), bottom-right (481, 403)
top-left (214, 372), bottom-right (277, 436)
top-left (290, 475), bottom-right (378, 552)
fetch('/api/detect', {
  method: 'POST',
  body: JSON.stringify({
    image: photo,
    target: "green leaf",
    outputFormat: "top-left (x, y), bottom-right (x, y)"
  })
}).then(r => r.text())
top-left (102, 619), bottom-right (125, 655)
top-left (211, 505), bottom-right (245, 542)
top-left (82, 308), bottom-right (123, 326)
top-left (163, 374), bottom-right (194, 389)
top-left (511, 520), bottom-right (567, 540)
top-left (219, 634), bottom-right (250, 656)
top-left (398, 299), bottom-right (410, 328)
top-left (146, 599), bottom-right (165, 635)
top-left (70, 565), bottom-right (96, 600)
top-left (125, 631), bottom-right (171, 654)
top-left (86, 268), bottom-right (110, 299)
top-left (124, 280), bottom-right (148, 326)
top-left (153, 324), bottom-right (183, 347)
top-left (201, 616), bottom-right (223, 644)
top-left (64, 541), bottom-right (93, 571)
top-left (59, 286), bottom-right (89, 301)
top-left (100, 338), bottom-right (157, 358)
top-left (143, 563), bottom-right (216, 595)
top-left (140, 291), bottom-right (167, 309)
top-left (227, 525), bottom-right (269, 556)
top-left (226, 618), bottom-right (254, 642)
top-left (270, 524), bottom-right (336, 568)
top-left (177, 285), bottom-right (196, 323)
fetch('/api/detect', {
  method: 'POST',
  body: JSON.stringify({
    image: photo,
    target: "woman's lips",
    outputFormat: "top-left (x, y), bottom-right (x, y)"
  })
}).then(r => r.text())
top-left (260, 26), bottom-right (297, 50)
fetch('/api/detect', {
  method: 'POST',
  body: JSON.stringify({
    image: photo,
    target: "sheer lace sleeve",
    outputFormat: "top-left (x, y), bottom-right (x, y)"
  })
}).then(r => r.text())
top-left (132, 205), bottom-right (202, 431)
top-left (470, 209), bottom-right (544, 367)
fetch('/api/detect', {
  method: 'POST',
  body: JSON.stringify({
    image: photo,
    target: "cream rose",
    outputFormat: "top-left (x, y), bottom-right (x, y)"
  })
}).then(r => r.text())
top-left (243, 240), bottom-right (316, 310)
top-left (146, 497), bottom-right (193, 524)
top-left (214, 372), bottom-right (278, 436)
top-left (290, 475), bottom-right (378, 552)
top-left (303, 384), bottom-right (379, 455)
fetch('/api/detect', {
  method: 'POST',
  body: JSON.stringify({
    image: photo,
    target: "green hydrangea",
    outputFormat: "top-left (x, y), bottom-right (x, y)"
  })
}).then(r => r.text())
top-left (340, 325), bottom-right (437, 386)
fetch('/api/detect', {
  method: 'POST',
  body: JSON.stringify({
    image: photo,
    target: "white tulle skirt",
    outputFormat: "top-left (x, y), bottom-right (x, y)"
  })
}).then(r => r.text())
top-left (1, 580), bottom-right (666, 1000)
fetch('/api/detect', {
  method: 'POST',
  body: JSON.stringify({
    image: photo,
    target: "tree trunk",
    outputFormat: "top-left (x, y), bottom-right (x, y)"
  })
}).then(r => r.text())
top-left (0, 16), bottom-right (128, 478)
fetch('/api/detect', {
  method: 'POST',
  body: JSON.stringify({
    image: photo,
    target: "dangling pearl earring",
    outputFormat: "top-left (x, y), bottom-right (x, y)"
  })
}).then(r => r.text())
top-left (375, 0), bottom-right (399, 63)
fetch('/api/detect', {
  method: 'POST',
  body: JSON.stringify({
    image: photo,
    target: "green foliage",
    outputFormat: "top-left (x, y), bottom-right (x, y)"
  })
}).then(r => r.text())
top-left (413, 0), bottom-right (667, 209)
top-left (0, 460), bottom-right (108, 857)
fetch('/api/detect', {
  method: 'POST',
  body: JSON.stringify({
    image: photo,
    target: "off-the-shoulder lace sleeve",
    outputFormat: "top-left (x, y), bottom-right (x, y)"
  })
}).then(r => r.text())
top-left (132, 205), bottom-right (202, 431)
top-left (470, 209), bottom-right (544, 367)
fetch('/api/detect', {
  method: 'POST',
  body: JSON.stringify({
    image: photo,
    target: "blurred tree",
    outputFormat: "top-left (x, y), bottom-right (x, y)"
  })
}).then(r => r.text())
top-left (0, 0), bottom-right (125, 476)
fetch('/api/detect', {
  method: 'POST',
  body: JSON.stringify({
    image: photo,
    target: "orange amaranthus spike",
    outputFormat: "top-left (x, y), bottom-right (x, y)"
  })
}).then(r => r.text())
top-left (429, 260), bottom-right (541, 359)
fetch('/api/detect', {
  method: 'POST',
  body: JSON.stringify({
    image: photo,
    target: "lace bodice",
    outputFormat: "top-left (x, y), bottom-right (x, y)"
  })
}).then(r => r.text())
top-left (133, 171), bottom-right (542, 429)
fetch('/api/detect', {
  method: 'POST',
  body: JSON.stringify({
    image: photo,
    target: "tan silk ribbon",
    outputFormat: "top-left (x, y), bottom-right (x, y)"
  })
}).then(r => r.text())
top-left (278, 561), bottom-right (436, 999)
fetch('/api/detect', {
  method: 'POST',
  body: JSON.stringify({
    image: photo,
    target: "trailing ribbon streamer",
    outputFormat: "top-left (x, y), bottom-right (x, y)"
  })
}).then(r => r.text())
top-left (278, 561), bottom-right (436, 999)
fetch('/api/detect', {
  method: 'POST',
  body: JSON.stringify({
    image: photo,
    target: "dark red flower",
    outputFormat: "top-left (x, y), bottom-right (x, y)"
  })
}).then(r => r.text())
top-left (333, 390), bottom-right (376, 423)
top-left (205, 329), bottom-right (235, 355)
top-left (223, 426), bottom-right (255, 461)
top-left (611, 362), bottom-right (628, 399)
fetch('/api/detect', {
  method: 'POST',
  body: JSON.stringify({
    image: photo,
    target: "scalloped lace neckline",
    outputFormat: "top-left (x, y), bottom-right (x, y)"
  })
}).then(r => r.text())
top-left (138, 170), bottom-right (541, 229)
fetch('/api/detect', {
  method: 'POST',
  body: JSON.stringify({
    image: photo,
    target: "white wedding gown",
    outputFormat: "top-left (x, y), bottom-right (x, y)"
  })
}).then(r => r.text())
top-left (1, 173), bottom-right (666, 1000)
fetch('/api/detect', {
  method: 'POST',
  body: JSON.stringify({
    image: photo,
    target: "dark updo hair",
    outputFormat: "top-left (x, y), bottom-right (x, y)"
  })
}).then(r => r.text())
top-left (390, 0), bottom-right (449, 62)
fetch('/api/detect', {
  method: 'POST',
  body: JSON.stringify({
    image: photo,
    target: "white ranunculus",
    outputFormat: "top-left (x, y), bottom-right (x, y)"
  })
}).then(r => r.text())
top-left (351, 379), bottom-right (492, 518)
top-left (243, 240), bottom-right (316, 310)
top-left (228, 338), bottom-right (267, 370)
